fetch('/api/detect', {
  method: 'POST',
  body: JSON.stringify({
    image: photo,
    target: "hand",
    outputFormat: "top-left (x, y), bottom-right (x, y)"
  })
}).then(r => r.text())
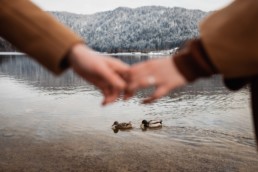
top-left (68, 44), bottom-right (129, 105)
top-left (125, 57), bottom-right (187, 103)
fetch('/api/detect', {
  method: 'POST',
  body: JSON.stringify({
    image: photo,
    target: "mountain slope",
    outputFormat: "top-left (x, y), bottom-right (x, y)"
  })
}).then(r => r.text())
top-left (0, 6), bottom-right (207, 53)
top-left (52, 6), bottom-right (207, 52)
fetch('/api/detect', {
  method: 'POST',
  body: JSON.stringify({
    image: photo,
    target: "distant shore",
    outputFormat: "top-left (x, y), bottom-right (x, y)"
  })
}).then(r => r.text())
top-left (0, 52), bottom-right (25, 55)
top-left (0, 48), bottom-right (178, 57)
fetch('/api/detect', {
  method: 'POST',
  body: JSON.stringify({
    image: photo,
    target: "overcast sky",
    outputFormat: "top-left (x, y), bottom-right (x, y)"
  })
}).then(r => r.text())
top-left (32, 0), bottom-right (233, 14)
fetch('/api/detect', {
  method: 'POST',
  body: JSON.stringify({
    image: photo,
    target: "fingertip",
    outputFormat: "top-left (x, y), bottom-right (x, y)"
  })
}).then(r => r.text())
top-left (102, 95), bottom-right (114, 106)
top-left (102, 99), bottom-right (107, 106)
top-left (123, 94), bottom-right (133, 101)
top-left (142, 99), bottom-right (153, 104)
top-left (123, 89), bottom-right (134, 100)
top-left (105, 90), bottom-right (121, 105)
top-left (102, 99), bottom-right (113, 106)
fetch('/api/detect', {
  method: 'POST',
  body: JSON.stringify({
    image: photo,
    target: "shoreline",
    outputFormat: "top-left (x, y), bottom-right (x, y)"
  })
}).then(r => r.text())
top-left (0, 128), bottom-right (258, 171)
top-left (0, 48), bottom-right (178, 57)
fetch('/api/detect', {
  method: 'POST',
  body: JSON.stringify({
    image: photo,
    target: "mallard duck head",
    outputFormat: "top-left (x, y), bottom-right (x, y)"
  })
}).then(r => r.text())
top-left (113, 121), bottom-right (119, 126)
top-left (142, 120), bottom-right (148, 126)
top-left (140, 120), bottom-right (148, 129)
top-left (112, 121), bottom-right (119, 130)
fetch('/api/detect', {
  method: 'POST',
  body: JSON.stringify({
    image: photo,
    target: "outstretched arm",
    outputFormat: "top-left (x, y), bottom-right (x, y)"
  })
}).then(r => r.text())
top-left (126, 0), bottom-right (258, 103)
top-left (126, 39), bottom-right (217, 103)
top-left (0, 0), bottom-right (129, 104)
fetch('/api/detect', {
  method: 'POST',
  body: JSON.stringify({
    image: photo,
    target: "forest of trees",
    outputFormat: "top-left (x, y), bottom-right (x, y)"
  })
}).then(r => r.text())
top-left (1, 6), bottom-right (207, 53)
top-left (0, 38), bottom-right (14, 51)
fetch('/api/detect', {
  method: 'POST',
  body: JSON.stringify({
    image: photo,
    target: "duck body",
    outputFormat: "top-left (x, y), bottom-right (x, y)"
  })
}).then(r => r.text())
top-left (112, 121), bottom-right (132, 130)
top-left (141, 119), bottom-right (162, 129)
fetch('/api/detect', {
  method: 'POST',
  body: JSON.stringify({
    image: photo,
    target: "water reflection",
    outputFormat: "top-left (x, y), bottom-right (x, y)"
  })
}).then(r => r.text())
top-left (0, 55), bottom-right (253, 148)
top-left (0, 56), bottom-right (87, 91)
top-left (0, 55), bottom-right (230, 95)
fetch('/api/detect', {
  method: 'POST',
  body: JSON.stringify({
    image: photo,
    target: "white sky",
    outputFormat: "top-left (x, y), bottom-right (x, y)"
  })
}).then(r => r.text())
top-left (31, 0), bottom-right (233, 14)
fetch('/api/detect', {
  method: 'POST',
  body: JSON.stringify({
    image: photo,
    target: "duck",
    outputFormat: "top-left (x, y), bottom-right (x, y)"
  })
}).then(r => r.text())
top-left (112, 121), bottom-right (133, 130)
top-left (140, 119), bottom-right (162, 129)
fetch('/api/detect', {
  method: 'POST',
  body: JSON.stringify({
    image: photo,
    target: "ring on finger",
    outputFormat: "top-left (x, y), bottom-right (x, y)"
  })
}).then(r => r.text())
top-left (147, 76), bottom-right (156, 85)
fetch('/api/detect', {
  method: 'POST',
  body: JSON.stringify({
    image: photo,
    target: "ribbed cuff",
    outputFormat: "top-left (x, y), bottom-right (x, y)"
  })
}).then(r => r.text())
top-left (173, 39), bottom-right (218, 82)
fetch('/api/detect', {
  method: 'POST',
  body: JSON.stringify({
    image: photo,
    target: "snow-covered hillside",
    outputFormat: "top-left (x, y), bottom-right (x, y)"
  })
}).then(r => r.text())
top-left (51, 6), bottom-right (207, 53)
top-left (0, 6), bottom-right (208, 53)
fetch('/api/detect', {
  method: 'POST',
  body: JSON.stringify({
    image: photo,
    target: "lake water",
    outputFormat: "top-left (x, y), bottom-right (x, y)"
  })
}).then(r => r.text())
top-left (0, 55), bottom-right (257, 171)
